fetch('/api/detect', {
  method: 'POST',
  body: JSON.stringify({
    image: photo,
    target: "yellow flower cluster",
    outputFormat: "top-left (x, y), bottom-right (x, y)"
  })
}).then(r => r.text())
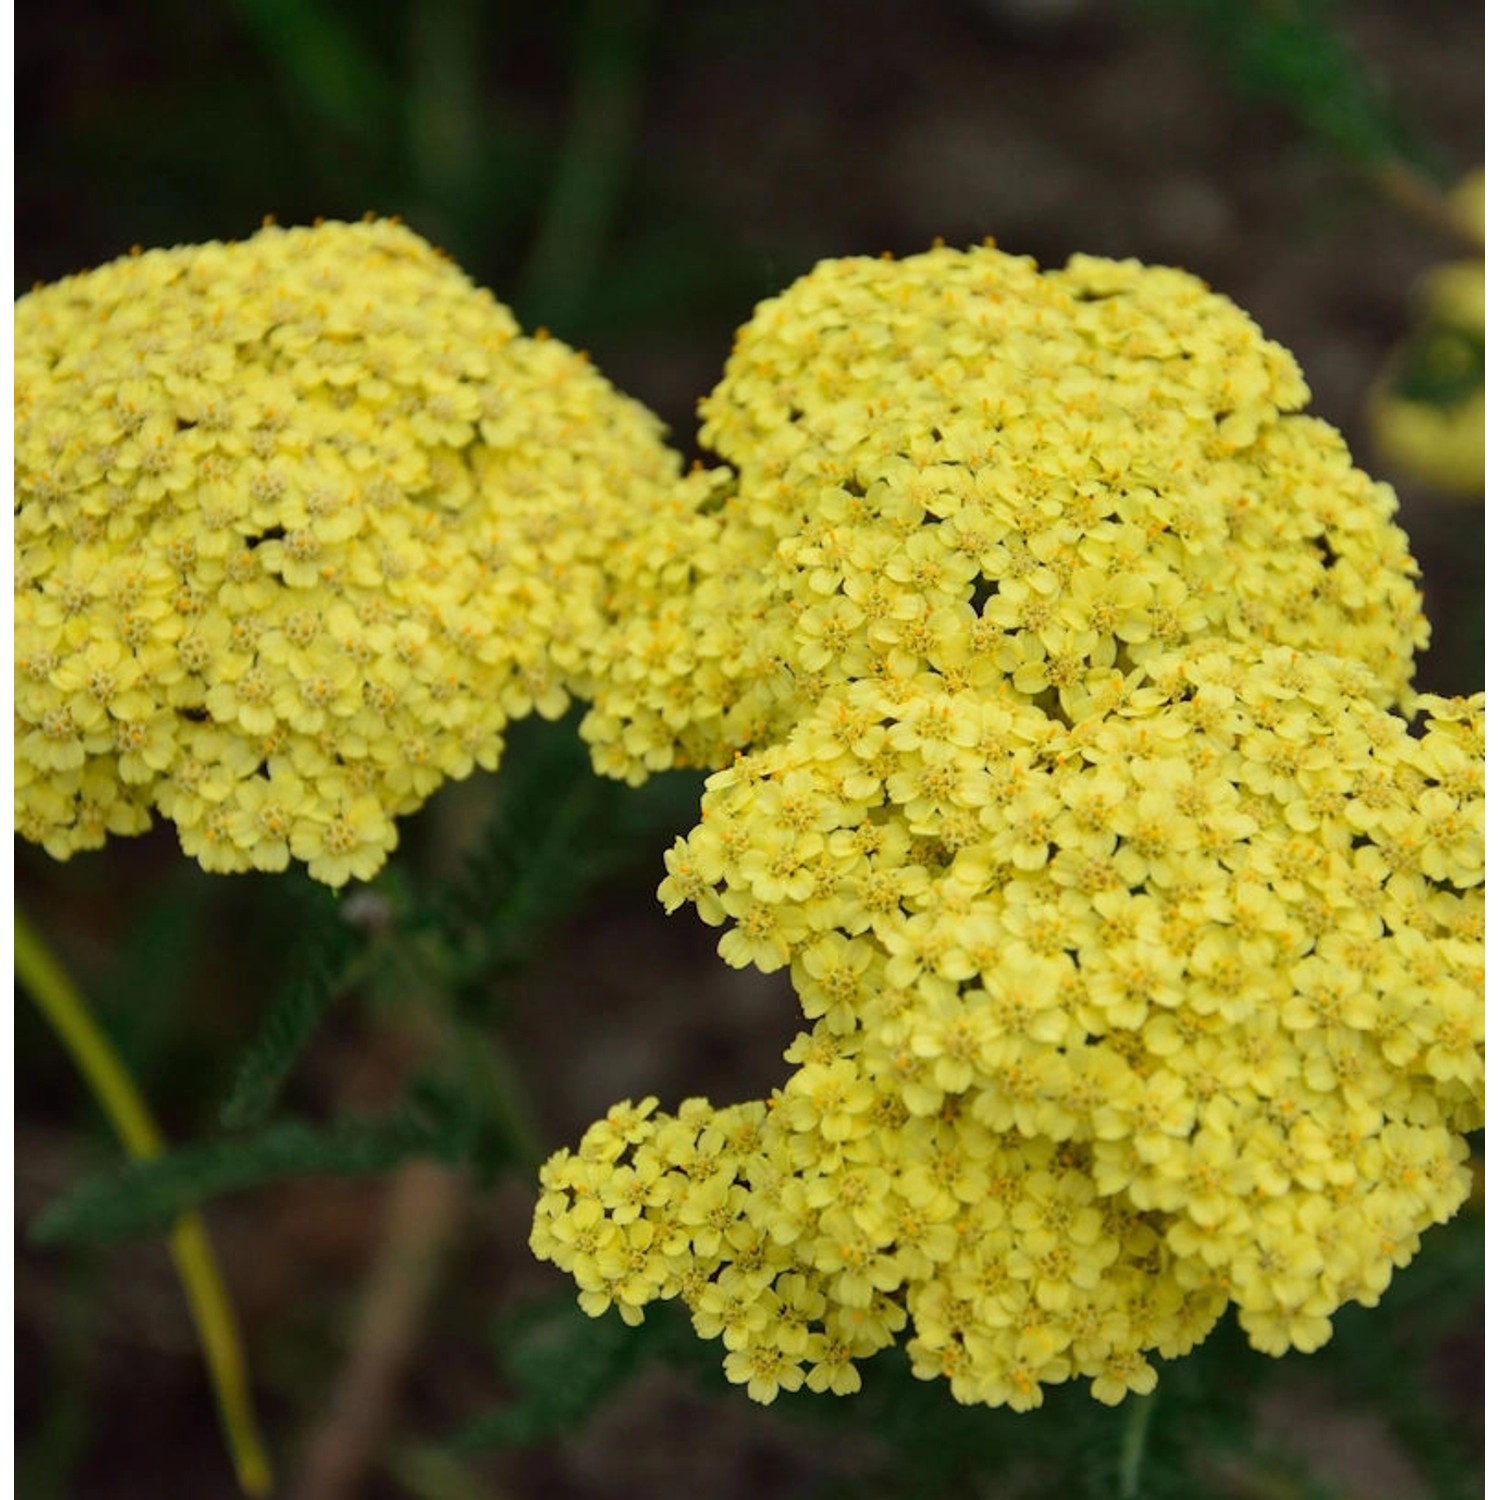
top-left (15, 218), bottom-right (681, 883)
top-left (532, 649), bottom-right (1483, 1406)
top-left (1370, 170), bottom-right (1485, 500)
top-left (533, 247), bottom-right (1482, 1411)
top-left (580, 246), bottom-right (1429, 783)
top-left (16, 223), bottom-right (1482, 1406)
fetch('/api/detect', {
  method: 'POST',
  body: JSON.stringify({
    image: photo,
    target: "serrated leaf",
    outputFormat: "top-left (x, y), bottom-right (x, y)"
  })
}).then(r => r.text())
top-left (219, 880), bottom-right (362, 1129)
top-left (31, 1112), bottom-right (440, 1245)
top-left (451, 1296), bottom-right (645, 1450)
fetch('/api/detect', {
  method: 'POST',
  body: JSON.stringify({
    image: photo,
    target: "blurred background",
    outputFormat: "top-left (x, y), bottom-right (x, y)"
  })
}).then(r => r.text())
top-left (15, 2), bottom-right (1484, 1497)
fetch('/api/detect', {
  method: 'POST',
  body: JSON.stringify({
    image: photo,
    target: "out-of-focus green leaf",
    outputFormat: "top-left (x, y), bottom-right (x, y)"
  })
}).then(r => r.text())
top-left (31, 1113), bottom-right (441, 1245)
top-left (1138, 0), bottom-right (1439, 178)
top-left (452, 1295), bottom-right (715, 1450)
top-left (230, 0), bottom-right (391, 138)
top-left (219, 878), bottom-right (361, 1129)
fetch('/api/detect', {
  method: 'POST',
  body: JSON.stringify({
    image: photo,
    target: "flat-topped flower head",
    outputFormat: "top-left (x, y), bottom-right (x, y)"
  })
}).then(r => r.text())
top-left (581, 245), bottom-right (1430, 783)
top-left (15, 217), bottom-right (682, 883)
top-left (536, 649), bottom-right (1483, 1408)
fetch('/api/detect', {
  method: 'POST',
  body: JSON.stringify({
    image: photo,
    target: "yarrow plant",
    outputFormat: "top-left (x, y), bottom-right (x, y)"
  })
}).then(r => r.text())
top-left (14, 217), bottom-right (679, 883)
top-left (15, 227), bottom-right (1484, 1430)
top-left (526, 247), bottom-right (1484, 1408)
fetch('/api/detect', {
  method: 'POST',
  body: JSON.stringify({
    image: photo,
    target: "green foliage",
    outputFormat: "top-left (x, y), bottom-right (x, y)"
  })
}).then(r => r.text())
top-left (403, 1022), bottom-right (545, 1182)
top-left (90, 871), bottom-right (212, 1088)
top-left (427, 713), bottom-right (699, 1020)
top-left (456, 1299), bottom-right (645, 1449)
top-left (1308, 1203), bottom-right (1484, 1500)
top-left (16, 1260), bottom-right (103, 1500)
top-left (514, 0), bottom-right (657, 332)
top-left (449, 1203), bottom-right (1483, 1498)
top-left (452, 1295), bottom-right (717, 1450)
top-left (31, 714), bottom-right (699, 1250)
top-left (437, 719), bottom-right (616, 982)
top-left (230, 0), bottom-right (391, 140)
top-left (27, 710), bottom-right (705, 1256)
top-left (30, 1112), bottom-right (443, 1246)
top-left (1139, 0), bottom-right (1438, 178)
top-left (218, 876), bottom-right (363, 1129)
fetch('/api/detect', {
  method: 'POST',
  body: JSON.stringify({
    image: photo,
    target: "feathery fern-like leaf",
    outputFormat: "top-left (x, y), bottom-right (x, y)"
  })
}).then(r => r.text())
top-left (219, 878), bottom-right (362, 1129)
top-left (32, 1112), bottom-right (441, 1245)
top-left (452, 1297), bottom-right (713, 1450)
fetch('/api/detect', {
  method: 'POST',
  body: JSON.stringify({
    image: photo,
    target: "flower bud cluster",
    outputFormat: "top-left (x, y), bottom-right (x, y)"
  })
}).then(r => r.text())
top-left (15, 219), bottom-right (680, 883)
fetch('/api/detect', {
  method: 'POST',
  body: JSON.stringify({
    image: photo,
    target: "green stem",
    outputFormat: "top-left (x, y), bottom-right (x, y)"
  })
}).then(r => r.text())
top-left (454, 1019), bottom-right (546, 1173)
top-left (1118, 1387), bottom-right (1157, 1499)
top-left (407, 0), bottom-right (485, 210)
top-left (1371, 158), bottom-right (1485, 253)
top-left (231, 0), bottom-right (387, 139)
top-left (16, 910), bottom-right (274, 1498)
top-left (517, 0), bottom-right (655, 330)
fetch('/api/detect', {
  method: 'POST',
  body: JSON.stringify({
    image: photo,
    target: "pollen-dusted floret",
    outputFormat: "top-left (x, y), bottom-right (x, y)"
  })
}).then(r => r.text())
top-left (579, 246), bottom-right (1429, 784)
top-left (534, 652), bottom-right (1483, 1409)
top-left (15, 218), bottom-right (682, 884)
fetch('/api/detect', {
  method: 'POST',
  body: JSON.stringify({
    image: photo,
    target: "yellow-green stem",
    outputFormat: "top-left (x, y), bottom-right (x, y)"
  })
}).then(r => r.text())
top-left (1118, 1387), bottom-right (1156, 1499)
top-left (15, 909), bottom-right (274, 1497)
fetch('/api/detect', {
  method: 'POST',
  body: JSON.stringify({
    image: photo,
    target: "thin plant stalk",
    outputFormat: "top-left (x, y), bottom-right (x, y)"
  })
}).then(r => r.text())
top-left (1118, 1388), bottom-right (1157, 1499)
top-left (15, 909), bottom-right (274, 1498)
top-left (517, 0), bottom-right (655, 330)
